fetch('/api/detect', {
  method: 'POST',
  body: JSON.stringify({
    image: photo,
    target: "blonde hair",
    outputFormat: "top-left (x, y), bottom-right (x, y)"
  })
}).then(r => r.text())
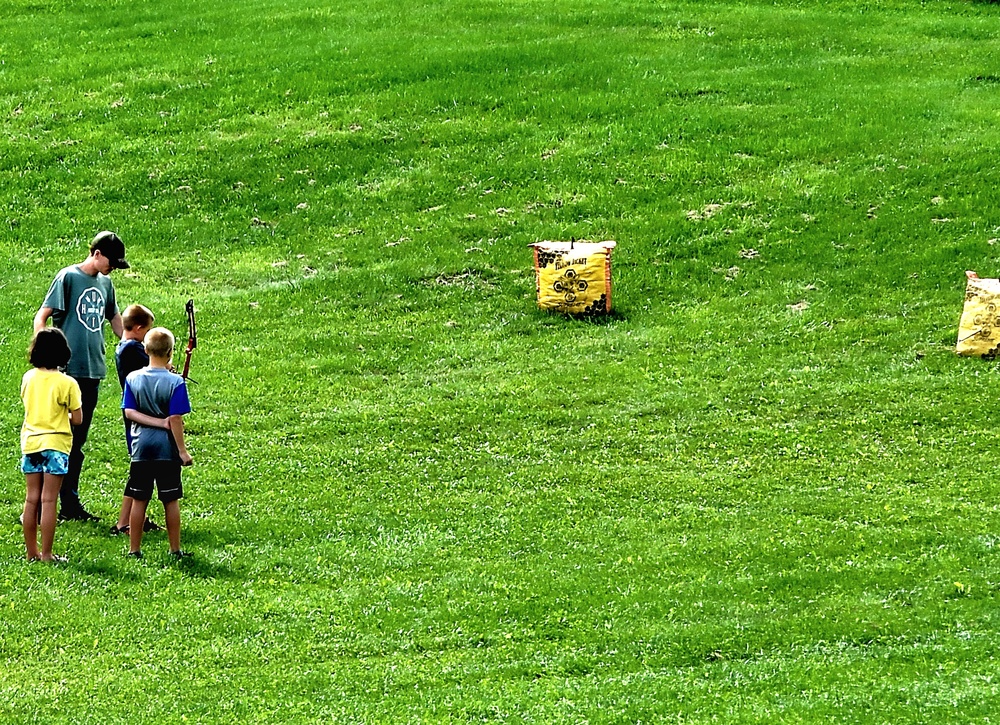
top-left (143, 327), bottom-right (175, 359)
top-left (122, 304), bottom-right (154, 331)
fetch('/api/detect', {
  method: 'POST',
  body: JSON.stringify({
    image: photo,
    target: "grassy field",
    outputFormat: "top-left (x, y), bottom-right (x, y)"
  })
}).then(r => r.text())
top-left (4, 0), bottom-right (1000, 721)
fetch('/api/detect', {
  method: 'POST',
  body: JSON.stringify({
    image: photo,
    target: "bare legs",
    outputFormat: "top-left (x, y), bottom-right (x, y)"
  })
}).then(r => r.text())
top-left (128, 499), bottom-right (147, 555)
top-left (163, 500), bottom-right (181, 553)
top-left (24, 472), bottom-right (64, 561)
top-left (129, 498), bottom-right (181, 555)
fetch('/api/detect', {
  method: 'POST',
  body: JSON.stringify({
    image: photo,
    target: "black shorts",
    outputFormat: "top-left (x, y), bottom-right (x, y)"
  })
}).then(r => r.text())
top-left (125, 460), bottom-right (184, 503)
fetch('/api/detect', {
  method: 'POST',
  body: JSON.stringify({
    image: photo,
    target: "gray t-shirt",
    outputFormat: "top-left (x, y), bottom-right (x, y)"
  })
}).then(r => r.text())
top-left (42, 265), bottom-right (118, 379)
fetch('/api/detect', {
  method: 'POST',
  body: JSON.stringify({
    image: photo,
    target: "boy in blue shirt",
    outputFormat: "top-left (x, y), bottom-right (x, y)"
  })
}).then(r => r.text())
top-left (111, 304), bottom-right (162, 536)
top-left (122, 327), bottom-right (193, 559)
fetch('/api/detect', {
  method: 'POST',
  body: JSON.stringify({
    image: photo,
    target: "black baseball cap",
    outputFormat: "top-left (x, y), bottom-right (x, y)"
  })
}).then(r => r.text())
top-left (91, 231), bottom-right (130, 269)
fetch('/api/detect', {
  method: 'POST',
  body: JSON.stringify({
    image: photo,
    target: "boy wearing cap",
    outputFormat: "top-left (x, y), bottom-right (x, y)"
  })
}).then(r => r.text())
top-left (33, 231), bottom-right (129, 521)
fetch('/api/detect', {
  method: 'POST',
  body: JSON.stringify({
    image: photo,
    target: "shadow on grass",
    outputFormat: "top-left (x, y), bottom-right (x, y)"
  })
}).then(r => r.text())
top-left (64, 525), bottom-right (246, 581)
top-left (167, 526), bottom-right (245, 580)
top-left (510, 308), bottom-right (629, 335)
top-left (71, 551), bottom-right (242, 581)
top-left (164, 555), bottom-right (238, 580)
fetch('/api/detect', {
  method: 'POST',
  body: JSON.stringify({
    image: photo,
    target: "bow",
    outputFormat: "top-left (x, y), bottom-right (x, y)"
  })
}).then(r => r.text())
top-left (181, 299), bottom-right (197, 383)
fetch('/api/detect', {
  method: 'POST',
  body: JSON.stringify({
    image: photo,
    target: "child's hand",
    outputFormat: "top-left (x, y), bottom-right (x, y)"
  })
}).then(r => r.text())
top-left (180, 451), bottom-right (193, 467)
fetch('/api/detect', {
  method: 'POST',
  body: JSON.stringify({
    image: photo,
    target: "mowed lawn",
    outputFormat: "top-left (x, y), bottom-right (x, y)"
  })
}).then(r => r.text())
top-left (3, 0), bottom-right (1000, 721)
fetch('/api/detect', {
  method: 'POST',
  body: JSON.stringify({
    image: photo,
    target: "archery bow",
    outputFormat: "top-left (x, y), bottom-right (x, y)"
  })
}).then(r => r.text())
top-left (181, 299), bottom-right (197, 383)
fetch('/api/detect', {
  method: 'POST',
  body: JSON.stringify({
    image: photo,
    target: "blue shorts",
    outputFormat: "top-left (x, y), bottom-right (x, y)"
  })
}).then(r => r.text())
top-left (21, 450), bottom-right (71, 476)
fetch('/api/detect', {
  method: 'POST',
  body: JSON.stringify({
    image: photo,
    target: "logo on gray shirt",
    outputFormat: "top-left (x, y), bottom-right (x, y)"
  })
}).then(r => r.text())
top-left (76, 287), bottom-right (106, 332)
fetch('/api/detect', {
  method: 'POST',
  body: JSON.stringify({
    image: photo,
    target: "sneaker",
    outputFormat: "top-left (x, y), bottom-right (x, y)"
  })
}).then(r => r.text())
top-left (110, 524), bottom-right (129, 535)
top-left (126, 550), bottom-right (143, 559)
top-left (58, 509), bottom-right (101, 522)
top-left (142, 518), bottom-right (162, 532)
top-left (169, 550), bottom-right (192, 560)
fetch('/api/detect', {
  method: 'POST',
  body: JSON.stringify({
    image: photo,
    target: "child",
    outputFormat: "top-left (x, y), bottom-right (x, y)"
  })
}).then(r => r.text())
top-left (110, 304), bottom-right (163, 536)
top-left (122, 327), bottom-right (193, 559)
top-left (20, 329), bottom-right (82, 562)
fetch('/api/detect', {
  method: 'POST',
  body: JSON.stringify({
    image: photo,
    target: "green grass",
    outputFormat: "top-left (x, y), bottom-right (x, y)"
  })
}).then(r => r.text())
top-left (4, 0), bottom-right (1000, 721)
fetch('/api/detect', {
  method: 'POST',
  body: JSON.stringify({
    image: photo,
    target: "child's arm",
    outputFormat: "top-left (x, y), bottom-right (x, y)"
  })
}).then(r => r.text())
top-left (122, 377), bottom-right (170, 430)
top-left (168, 415), bottom-right (193, 466)
top-left (124, 408), bottom-right (170, 430)
top-left (34, 306), bottom-right (54, 333)
top-left (66, 378), bottom-right (83, 426)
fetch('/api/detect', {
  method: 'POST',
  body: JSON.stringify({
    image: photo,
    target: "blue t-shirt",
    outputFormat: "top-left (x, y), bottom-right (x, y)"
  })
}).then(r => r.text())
top-left (122, 367), bottom-right (191, 461)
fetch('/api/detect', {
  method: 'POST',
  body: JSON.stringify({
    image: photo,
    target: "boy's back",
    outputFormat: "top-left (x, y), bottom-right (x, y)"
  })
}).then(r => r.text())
top-left (123, 368), bottom-right (190, 462)
top-left (115, 338), bottom-right (149, 390)
top-left (121, 325), bottom-right (192, 559)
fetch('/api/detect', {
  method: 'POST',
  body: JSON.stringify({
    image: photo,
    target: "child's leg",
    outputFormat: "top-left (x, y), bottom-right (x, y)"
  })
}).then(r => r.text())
top-left (163, 499), bottom-right (181, 552)
top-left (38, 472), bottom-right (64, 560)
top-left (23, 473), bottom-right (43, 560)
top-left (115, 496), bottom-right (133, 531)
top-left (125, 461), bottom-right (153, 555)
top-left (128, 499), bottom-right (149, 554)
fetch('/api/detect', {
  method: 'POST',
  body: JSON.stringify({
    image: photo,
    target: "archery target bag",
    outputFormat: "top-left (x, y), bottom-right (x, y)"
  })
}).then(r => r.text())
top-left (530, 240), bottom-right (616, 315)
top-left (957, 275), bottom-right (1000, 358)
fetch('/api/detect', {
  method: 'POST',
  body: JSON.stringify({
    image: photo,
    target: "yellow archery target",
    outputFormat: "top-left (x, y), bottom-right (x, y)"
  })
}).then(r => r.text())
top-left (957, 275), bottom-right (1000, 358)
top-left (530, 240), bottom-right (616, 315)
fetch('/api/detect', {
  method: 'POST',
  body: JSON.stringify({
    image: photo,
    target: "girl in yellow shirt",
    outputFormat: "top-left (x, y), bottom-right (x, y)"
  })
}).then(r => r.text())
top-left (20, 329), bottom-right (82, 562)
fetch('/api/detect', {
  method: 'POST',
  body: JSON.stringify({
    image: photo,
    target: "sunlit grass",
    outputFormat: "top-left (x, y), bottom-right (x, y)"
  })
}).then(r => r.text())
top-left (4, 0), bottom-right (1000, 721)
